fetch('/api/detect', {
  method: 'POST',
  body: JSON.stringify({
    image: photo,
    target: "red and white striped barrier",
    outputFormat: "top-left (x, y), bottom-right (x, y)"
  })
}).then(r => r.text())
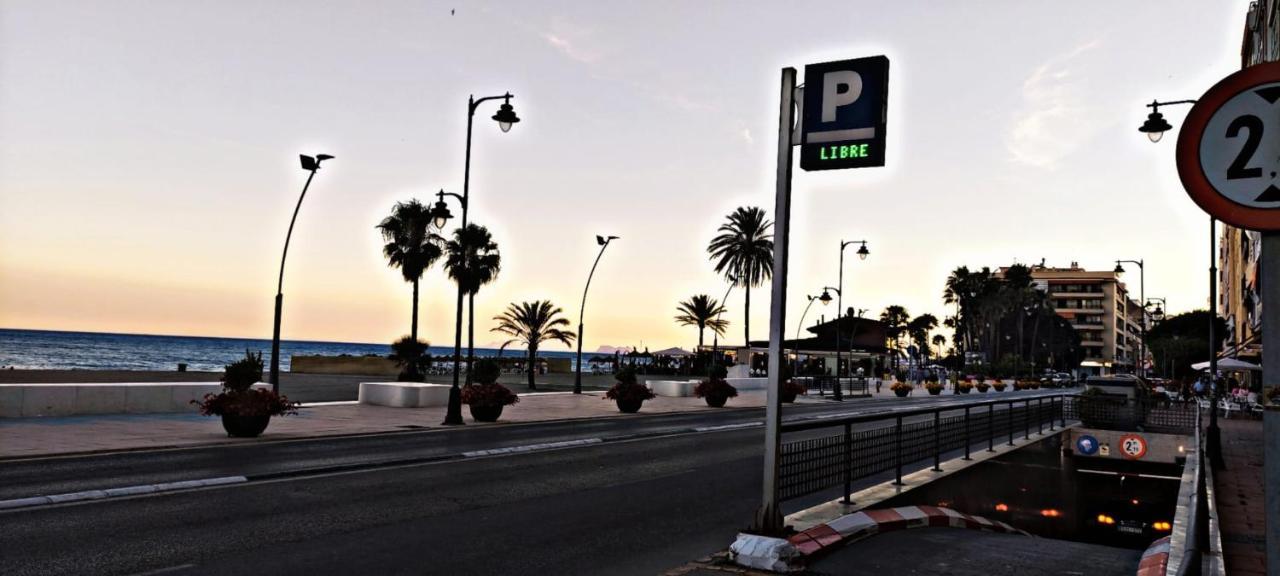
top-left (787, 505), bottom-right (1028, 556)
top-left (1136, 536), bottom-right (1170, 576)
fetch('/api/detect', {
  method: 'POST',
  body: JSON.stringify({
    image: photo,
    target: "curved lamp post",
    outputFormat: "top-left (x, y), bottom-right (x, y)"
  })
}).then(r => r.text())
top-left (833, 240), bottom-right (869, 401)
top-left (793, 293), bottom-right (825, 378)
top-left (710, 274), bottom-right (738, 372)
top-left (574, 234), bottom-right (619, 394)
top-left (1136, 97), bottom-right (1222, 468)
top-left (437, 92), bottom-right (519, 426)
top-left (1115, 259), bottom-right (1145, 377)
top-left (269, 153), bottom-right (334, 393)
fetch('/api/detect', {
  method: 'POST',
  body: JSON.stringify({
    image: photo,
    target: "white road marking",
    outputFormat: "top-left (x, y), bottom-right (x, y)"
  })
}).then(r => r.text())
top-left (0, 476), bottom-right (248, 511)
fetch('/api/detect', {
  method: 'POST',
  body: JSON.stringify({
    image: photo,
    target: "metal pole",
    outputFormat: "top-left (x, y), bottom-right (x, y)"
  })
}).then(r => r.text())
top-left (270, 167), bottom-right (318, 393)
top-left (1207, 217), bottom-right (1222, 465)
top-left (893, 415), bottom-right (904, 485)
top-left (752, 66), bottom-right (796, 535)
top-left (713, 280), bottom-right (736, 374)
top-left (835, 247), bottom-right (844, 401)
top-left (1024, 399), bottom-right (1030, 439)
top-left (1038, 397), bottom-right (1044, 435)
top-left (932, 410), bottom-right (942, 472)
top-left (988, 403), bottom-right (995, 452)
top-left (444, 96), bottom-right (478, 426)
top-left (574, 238), bottom-right (614, 394)
top-left (963, 405), bottom-right (971, 460)
top-left (1008, 400), bottom-right (1015, 446)
top-left (1259, 231), bottom-right (1280, 575)
top-left (1140, 263), bottom-right (1146, 378)
top-left (794, 295), bottom-right (817, 379)
top-left (842, 422), bottom-right (853, 504)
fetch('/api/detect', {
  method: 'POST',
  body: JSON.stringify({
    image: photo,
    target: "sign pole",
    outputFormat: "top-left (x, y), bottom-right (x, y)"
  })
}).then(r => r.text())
top-left (1260, 231), bottom-right (1280, 576)
top-left (753, 66), bottom-right (796, 535)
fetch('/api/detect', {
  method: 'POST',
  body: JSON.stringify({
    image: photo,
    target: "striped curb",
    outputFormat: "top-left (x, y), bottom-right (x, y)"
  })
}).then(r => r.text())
top-left (0, 476), bottom-right (247, 511)
top-left (1136, 536), bottom-right (1170, 576)
top-left (787, 505), bottom-right (1028, 556)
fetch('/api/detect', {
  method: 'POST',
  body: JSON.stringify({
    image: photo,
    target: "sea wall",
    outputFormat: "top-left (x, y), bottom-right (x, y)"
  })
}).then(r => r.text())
top-left (291, 355), bottom-right (399, 377)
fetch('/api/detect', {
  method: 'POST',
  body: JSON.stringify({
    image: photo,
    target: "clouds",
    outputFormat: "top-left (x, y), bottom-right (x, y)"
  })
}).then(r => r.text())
top-left (541, 17), bottom-right (603, 64)
top-left (1007, 40), bottom-right (1105, 168)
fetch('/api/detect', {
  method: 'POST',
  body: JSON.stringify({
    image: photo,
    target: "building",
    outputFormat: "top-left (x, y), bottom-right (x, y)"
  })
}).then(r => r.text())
top-left (747, 315), bottom-right (889, 377)
top-left (1006, 262), bottom-right (1146, 376)
top-left (1218, 1), bottom-right (1277, 364)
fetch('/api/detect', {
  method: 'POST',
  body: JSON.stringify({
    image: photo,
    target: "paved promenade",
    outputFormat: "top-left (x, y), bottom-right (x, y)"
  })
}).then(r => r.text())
top-left (1214, 416), bottom-right (1268, 575)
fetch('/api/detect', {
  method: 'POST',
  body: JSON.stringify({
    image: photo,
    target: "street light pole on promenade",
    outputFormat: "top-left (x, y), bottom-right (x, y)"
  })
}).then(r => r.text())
top-left (270, 153), bottom-right (333, 393)
top-left (834, 240), bottom-right (869, 401)
top-left (574, 235), bottom-right (618, 394)
top-left (441, 92), bottom-right (519, 426)
top-left (1115, 259), bottom-right (1145, 377)
top-left (710, 274), bottom-right (737, 372)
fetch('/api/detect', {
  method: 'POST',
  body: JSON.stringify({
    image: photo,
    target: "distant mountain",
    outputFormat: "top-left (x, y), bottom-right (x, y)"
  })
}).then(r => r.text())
top-left (595, 345), bottom-right (634, 354)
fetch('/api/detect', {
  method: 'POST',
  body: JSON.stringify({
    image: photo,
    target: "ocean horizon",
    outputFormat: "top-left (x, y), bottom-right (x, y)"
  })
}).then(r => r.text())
top-left (0, 328), bottom-right (584, 372)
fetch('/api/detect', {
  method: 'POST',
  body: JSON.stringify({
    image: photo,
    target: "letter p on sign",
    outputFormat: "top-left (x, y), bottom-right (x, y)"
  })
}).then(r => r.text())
top-left (821, 70), bottom-right (862, 122)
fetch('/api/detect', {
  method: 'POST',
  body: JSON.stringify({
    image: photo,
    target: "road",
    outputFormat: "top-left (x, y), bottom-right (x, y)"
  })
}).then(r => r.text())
top-left (0, 390), bottom-right (1070, 575)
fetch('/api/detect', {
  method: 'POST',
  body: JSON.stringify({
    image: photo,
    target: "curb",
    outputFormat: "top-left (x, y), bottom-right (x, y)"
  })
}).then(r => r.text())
top-left (786, 505), bottom-right (1028, 557)
top-left (1136, 536), bottom-right (1170, 576)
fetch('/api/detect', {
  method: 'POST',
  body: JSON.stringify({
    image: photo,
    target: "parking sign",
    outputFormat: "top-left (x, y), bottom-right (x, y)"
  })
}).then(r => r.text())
top-left (800, 55), bottom-right (889, 171)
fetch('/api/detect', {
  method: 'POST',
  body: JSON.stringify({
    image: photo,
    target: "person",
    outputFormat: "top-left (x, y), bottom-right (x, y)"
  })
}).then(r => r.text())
top-left (1193, 375), bottom-right (1206, 398)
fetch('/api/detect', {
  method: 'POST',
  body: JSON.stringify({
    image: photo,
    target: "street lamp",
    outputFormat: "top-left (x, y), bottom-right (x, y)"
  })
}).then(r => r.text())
top-left (711, 274), bottom-right (738, 372)
top-left (1115, 259), bottom-right (1145, 378)
top-left (442, 92), bottom-right (519, 426)
top-left (269, 153), bottom-right (334, 393)
top-left (793, 294), bottom-right (825, 378)
top-left (1145, 297), bottom-right (1167, 323)
top-left (834, 239), bottom-right (869, 401)
top-left (1136, 97), bottom-right (1222, 469)
top-left (574, 235), bottom-right (619, 394)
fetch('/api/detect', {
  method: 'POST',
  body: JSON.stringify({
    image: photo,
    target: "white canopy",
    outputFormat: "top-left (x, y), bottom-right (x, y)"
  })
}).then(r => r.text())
top-left (653, 347), bottom-right (693, 357)
top-left (1191, 358), bottom-right (1262, 371)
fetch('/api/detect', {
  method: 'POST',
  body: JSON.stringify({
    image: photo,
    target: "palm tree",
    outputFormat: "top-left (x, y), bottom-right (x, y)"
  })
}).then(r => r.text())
top-left (377, 200), bottom-right (444, 342)
top-left (907, 313), bottom-right (938, 367)
top-left (491, 300), bottom-right (576, 390)
top-left (675, 294), bottom-right (729, 351)
top-left (443, 224), bottom-right (501, 381)
top-left (707, 206), bottom-right (774, 347)
top-left (880, 305), bottom-right (910, 371)
top-left (931, 334), bottom-right (947, 364)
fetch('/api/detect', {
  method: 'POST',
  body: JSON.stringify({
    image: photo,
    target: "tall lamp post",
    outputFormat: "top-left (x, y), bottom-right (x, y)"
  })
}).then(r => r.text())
top-left (793, 292), bottom-right (829, 378)
top-left (817, 286), bottom-right (842, 398)
top-left (270, 153), bottom-right (334, 393)
top-left (574, 235), bottom-right (619, 394)
top-left (1135, 97), bottom-right (1223, 467)
top-left (1145, 297), bottom-right (1167, 376)
top-left (710, 274), bottom-right (738, 371)
top-left (834, 240), bottom-right (869, 401)
top-left (1115, 259), bottom-right (1145, 377)
top-left (435, 92), bottom-right (519, 426)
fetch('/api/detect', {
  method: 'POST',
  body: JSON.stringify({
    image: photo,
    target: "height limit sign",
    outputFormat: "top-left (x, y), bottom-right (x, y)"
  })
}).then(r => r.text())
top-left (800, 55), bottom-right (889, 171)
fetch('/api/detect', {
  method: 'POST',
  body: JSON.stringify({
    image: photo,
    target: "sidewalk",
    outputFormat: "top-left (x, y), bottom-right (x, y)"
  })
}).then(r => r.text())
top-left (1214, 416), bottom-right (1268, 575)
top-left (0, 391), bottom-right (768, 460)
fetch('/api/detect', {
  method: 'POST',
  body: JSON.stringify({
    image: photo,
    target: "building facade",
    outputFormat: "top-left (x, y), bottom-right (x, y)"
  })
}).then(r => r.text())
top-left (1218, 1), bottom-right (1278, 363)
top-left (1016, 263), bottom-right (1145, 376)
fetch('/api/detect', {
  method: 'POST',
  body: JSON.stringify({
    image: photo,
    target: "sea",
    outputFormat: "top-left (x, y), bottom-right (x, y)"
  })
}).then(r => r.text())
top-left (0, 328), bottom-right (580, 372)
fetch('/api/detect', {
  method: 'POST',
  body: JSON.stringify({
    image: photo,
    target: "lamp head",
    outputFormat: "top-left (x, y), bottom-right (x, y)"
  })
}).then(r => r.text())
top-left (1114, 262), bottom-right (1125, 274)
top-left (430, 191), bottom-right (453, 229)
top-left (856, 242), bottom-right (870, 261)
top-left (492, 94), bottom-right (520, 133)
top-left (1139, 107), bottom-right (1173, 143)
top-left (819, 290), bottom-right (833, 305)
top-left (299, 154), bottom-right (333, 171)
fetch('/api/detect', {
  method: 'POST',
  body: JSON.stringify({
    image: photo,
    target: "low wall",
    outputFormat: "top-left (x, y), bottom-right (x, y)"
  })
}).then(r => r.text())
top-left (291, 355), bottom-right (399, 377)
top-left (0, 382), bottom-right (270, 418)
top-left (358, 382), bottom-right (451, 408)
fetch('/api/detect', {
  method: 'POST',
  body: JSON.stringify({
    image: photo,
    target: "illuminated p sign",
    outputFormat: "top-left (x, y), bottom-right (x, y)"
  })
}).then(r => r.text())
top-left (800, 55), bottom-right (889, 171)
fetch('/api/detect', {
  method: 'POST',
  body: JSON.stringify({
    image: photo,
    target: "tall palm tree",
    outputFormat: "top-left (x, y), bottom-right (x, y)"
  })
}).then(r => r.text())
top-left (491, 300), bottom-right (576, 390)
top-left (907, 313), bottom-right (938, 366)
top-left (377, 200), bottom-right (443, 342)
top-left (880, 305), bottom-right (911, 371)
top-left (444, 224), bottom-right (501, 380)
top-left (674, 294), bottom-right (729, 351)
top-left (931, 334), bottom-right (947, 364)
top-left (707, 206), bottom-right (774, 347)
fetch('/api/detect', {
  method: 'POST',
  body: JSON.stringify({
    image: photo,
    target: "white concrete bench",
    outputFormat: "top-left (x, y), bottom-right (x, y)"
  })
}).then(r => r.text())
top-left (0, 382), bottom-right (271, 418)
top-left (358, 382), bottom-right (451, 408)
top-left (647, 380), bottom-right (700, 397)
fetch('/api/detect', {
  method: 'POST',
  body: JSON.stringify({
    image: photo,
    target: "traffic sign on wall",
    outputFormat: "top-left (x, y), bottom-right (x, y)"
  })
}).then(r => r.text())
top-left (800, 55), bottom-right (889, 171)
top-left (1177, 60), bottom-right (1280, 230)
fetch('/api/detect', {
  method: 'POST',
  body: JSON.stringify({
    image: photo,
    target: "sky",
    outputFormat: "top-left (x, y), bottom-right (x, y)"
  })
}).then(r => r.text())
top-left (0, 0), bottom-right (1254, 353)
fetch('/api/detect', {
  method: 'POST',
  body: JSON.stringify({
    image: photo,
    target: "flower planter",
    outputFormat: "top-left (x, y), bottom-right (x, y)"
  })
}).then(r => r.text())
top-left (616, 398), bottom-right (643, 413)
top-left (469, 404), bottom-right (504, 422)
top-left (926, 387), bottom-right (942, 396)
top-left (705, 394), bottom-right (729, 408)
top-left (781, 390), bottom-right (798, 403)
top-left (221, 414), bottom-right (271, 438)
top-left (893, 388), bottom-right (911, 398)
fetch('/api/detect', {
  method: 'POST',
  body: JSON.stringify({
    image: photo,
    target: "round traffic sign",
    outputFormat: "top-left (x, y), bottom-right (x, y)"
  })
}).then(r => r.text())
top-left (1076, 434), bottom-right (1099, 456)
top-left (1118, 434), bottom-right (1148, 460)
top-left (1177, 61), bottom-right (1280, 230)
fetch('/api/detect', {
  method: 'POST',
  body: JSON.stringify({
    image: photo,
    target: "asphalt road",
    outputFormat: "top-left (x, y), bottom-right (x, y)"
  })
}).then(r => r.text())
top-left (0, 390), bottom-right (1074, 576)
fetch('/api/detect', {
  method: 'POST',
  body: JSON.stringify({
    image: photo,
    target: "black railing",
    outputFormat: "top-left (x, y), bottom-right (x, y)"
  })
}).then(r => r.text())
top-left (799, 376), bottom-right (870, 398)
top-left (777, 394), bottom-right (1071, 502)
top-left (1175, 408), bottom-right (1208, 576)
top-left (1063, 395), bottom-right (1198, 434)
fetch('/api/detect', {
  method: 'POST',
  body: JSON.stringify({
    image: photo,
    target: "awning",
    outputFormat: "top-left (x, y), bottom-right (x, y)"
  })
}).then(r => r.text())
top-left (1191, 358), bottom-right (1262, 371)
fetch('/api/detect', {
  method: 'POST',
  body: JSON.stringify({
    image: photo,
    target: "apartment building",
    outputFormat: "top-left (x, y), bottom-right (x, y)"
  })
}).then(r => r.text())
top-left (1018, 263), bottom-right (1145, 376)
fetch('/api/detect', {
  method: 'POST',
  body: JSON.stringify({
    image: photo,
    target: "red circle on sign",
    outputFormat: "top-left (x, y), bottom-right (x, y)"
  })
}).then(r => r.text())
top-left (1118, 434), bottom-right (1148, 460)
top-left (1176, 60), bottom-right (1280, 231)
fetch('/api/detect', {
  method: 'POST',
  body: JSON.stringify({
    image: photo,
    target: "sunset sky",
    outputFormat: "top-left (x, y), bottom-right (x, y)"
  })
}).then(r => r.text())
top-left (0, 1), bottom-right (1251, 352)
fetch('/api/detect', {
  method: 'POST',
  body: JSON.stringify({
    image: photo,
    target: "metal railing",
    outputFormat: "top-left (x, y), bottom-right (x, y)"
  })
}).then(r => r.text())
top-left (798, 375), bottom-right (870, 398)
top-left (1063, 395), bottom-right (1199, 434)
top-left (777, 394), bottom-right (1072, 502)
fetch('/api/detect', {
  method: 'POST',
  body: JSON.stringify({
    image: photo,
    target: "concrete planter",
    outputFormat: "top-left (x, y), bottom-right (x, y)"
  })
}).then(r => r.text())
top-left (221, 414), bottom-right (271, 438)
top-left (468, 405), bottom-right (504, 422)
top-left (616, 398), bottom-right (643, 413)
